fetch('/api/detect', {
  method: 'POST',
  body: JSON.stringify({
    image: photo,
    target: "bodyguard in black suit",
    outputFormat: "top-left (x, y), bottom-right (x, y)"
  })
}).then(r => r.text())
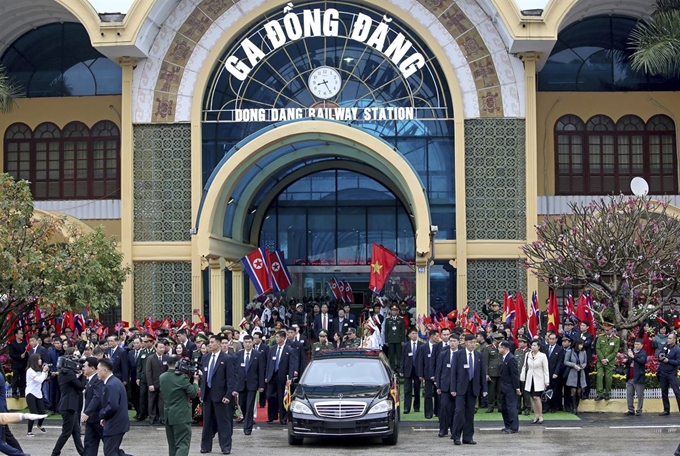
top-left (545, 332), bottom-right (564, 412)
top-left (145, 340), bottom-right (169, 425)
top-left (417, 330), bottom-right (441, 419)
top-left (265, 330), bottom-right (299, 424)
top-left (177, 330), bottom-right (196, 359)
top-left (252, 333), bottom-right (269, 409)
top-left (106, 336), bottom-right (129, 386)
top-left (27, 335), bottom-right (50, 365)
top-left (498, 341), bottom-right (520, 433)
top-left (80, 357), bottom-right (104, 456)
top-left (97, 358), bottom-right (131, 456)
top-left (200, 335), bottom-right (236, 454)
top-left (400, 328), bottom-right (422, 414)
top-left (8, 329), bottom-right (27, 398)
top-left (331, 309), bottom-right (355, 336)
top-left (313, 306), bottom-right (333, 338)
top-left (126, 338), bottom-right (141, 418)
top-left (51, 363), bottom-right (86, 456)
top-left (234, 335), bottom-right (265, 435)
top-left (450, 333), bottom-right (487, 445)
top-left (435, 337), bottom-right (458, 437)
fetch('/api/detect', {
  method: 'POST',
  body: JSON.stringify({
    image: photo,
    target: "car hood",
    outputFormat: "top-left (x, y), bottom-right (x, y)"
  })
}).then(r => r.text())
top-left (295, 384), bottom-right (388, 401)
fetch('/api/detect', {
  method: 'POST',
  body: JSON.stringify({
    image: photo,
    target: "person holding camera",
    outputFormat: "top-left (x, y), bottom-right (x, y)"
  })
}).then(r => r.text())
top-left (24, 354), bottom-right (49, 437)
top-left (159, 355), bottom-right (199, 456)
top-left (50, 357), bottom-right (86, 456)
top-left (658, 332), bottom-right (680, 415)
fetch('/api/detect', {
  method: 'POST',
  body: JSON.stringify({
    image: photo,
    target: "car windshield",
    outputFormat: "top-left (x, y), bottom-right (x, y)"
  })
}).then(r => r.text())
top-left (301, 358), bottom-right (389, 386)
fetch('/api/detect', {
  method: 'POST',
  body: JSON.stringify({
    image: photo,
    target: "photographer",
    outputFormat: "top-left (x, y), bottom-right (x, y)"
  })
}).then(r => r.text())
top-left (159, 355), bottom-right (199, 456)
top-left (50, 356), bottom-right (85, 456)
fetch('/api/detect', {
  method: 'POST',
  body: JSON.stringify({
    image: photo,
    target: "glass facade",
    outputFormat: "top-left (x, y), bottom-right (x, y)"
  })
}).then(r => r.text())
top-left (1, 23), bottom-right (122, 97)
top-left (539, 16), bottom-right (680, 92)
top-left (202, 0), bottom-right (455, 238)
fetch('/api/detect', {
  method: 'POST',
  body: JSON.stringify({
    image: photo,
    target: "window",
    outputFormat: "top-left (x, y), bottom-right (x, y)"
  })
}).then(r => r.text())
top-left (3, 121), bottom-right (120, 200)
top-left (539, 16), bottom-right (680, 91)
top-left (555, 114), bottom-right (677, 195)
top-left (1, 23), bottom-right (122, 97)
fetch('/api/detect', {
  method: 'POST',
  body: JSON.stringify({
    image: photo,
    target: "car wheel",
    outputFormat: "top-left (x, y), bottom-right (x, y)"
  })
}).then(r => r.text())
top-left (288, 433), bottom-right (303, 446)
top-left (383, 419), bottom-right (399, 445)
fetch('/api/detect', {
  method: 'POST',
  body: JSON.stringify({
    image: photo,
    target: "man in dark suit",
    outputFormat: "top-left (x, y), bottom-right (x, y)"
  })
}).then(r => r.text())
top-left (332, 308), bottom-right (355, 337)
top-left (450, 333), bottom-right (487, 446)
top-left (200, 335), bottom-right (236, 454)
top-left (176, 330), bottom-right (196, 359)
top-left (400, 327), bottom-right (422, 414)
top-left (234, 335), bottom-right (265, 435)
top-left (285, 327), bottom-right (307, 384)
top-left (252, 333), bottom-right (269, 409)
top-left (313, 304), bottom-right (333, 338)
top-left (51, 360), bottom-right (86, 456)
top-left (27, 334), bottom-right (50, 364)
top-left (265, 330), bottom-right (298, 424)
top-left (8, 329), bottom-right (27, 398)
top-left (498, 340), bottom-right (520, 433)
top-left (417, 329), bottom-right (441, 419)
top-left (435, 335), bottom-right (459, 437)
top-left (106, 335), bottom-right (129, 387)
top-left (97, 358), bottom-right (131, 456)
top-left (545, 331), bottom-right (564, 412)
top-left (146, 339), bottom-right (169, 425)
top-left (126, 338), bottom-right (141, 419)
top-left (81, 357), bottom-right (104, 456)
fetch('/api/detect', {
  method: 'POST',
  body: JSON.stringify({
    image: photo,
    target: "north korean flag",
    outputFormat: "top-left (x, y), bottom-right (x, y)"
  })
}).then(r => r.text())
top-left (269, 250), bottom-right (292, 291)
top-left (328, 278), bottom-right (342, 300)
top-left (345, 282), bottom-right (355, 304)
top-left (242, 248), bottom-right (273, 296)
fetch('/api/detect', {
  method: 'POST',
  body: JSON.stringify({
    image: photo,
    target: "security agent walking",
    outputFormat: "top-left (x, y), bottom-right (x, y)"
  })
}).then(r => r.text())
top-left (159, 355), bottom-right (199, 456)
top-left (200, 335), bottom-right (236, 454)
top-left (400, 328), bottom-right (422, 414)
top-left (265, 330), bottom-right (298, 424)
top-left (658, 332), bottom-right (680, 415)
top-left (97, 358), bottom-right (131, 456)
top-left (234, 335), bottom-right (265, 435)
top-left (50, 358), bottom-right (86, 456)
top-left (146, 339), bottom-right (169, 425)
top-left (498, 340), bottom-right (521, 433)
top-left (80, 357), bottom-right (104, 456)
top-left (450, 333), bottom-right (487, 445)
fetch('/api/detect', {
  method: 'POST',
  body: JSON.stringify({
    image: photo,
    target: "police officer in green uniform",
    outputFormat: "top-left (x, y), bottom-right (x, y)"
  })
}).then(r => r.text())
top-left (595, 323), bottom-right (619, 400)
top-left (342, 328), bottom-right (361, 348)
top-left (385, 305), bottom-right (405, 371)
top-left (515, 335), bottom-right (532, 415)
top-left (159, 355), bottom-right (199, 456)
top-left (312, 330), bottom-right (333, 358)
top-left (483, 300), bottom-right (503, 326)
top-left (136, 334), bottom-right (155, 421)
top-left (483, 333), bottom-right (504, 412)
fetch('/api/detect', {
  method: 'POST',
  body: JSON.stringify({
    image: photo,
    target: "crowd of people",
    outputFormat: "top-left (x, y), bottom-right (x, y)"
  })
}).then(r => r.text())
top-left (1, 295), bottom-right (680, 454)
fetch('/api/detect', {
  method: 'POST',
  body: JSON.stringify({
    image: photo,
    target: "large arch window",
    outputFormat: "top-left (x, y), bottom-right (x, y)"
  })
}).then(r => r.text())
top-left (3, 121), bottom-right (120, 200)
top-left (1, 23), bottom-right (122, 97)
top-left (555, 114), bottom-right (677, 195)
top-left (539, 16), bottom-right (680, 91)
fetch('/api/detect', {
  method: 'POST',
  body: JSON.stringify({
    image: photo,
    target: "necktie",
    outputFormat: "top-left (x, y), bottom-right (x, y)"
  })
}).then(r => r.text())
top-left (245, 352), bottom-right (250, 370)
top-left (134, 350), bottom-right (138, 361)
top-left (323, 314), bottom-right (327, 330)
top-left (275, 346), bottom-right (282, 371)
top-left (549, 345), bottom-right (554, 357)
top-left (207, 354), bottom-right (216, 388)
top-left (468, 352), bottom-right (474, 380)
top-left (412, 342), bottom-right (417, 360)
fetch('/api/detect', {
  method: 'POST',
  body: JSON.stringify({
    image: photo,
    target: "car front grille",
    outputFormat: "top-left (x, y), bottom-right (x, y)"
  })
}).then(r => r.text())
top-left (314, 401), bottom-right (366, 419)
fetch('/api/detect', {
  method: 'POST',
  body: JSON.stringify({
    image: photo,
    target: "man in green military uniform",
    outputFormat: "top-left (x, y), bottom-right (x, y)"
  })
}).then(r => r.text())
top-left (515, 335), bottom-right (532, 415)
top-left (312, 330), bottom-right (333, 358)
top-left (483, 300), bottom-right (503, 326)
top-left (384, 305), bottom-right (405, 371)
top-left (159, 355), bottom-right (199, 456)
top-left (342, 328), bottom-right (361, 348)
top-left (662, 299), bottom-right (680, 329)
top-left (483, 333), bottom-right (504, 412)
top-left (595, 323), bottom-right (619, 401)
top-left (135, 334), bottom-right (156, 421)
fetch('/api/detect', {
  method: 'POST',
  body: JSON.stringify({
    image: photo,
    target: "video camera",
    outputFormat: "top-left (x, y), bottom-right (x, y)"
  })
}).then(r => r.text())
top-left (57, 355), bottom-right (83, 373)
top-left (175, 358), bottom-right (198, 377)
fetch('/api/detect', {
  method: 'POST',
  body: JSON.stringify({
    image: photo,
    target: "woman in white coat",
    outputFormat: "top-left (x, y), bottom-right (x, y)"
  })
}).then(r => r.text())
top-left (520, 340), bottom-right (550, 424)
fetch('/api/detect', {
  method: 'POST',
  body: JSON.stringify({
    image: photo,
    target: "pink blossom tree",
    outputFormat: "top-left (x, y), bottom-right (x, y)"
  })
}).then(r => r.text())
top-left (522, 195), bottom-right (680, 332)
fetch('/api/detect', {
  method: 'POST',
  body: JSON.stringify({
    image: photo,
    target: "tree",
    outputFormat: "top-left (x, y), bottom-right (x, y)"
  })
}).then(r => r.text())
top-left (630, 0), bottom-right (680, 77)
top-left (522, 194), bottom-right (680, 336)
top-left (0, 173), bottom-right (129, 344)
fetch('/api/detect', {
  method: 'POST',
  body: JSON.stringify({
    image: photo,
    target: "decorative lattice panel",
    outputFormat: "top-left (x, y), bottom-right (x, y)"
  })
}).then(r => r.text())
top-left (134, 262), bottom-right (192, 320)
top-left (133, 124), bottom-right (192, 242)
top-left (467, 260), bottom-right (527, 311)
top-left (465, 119), bottom-right (526, 240)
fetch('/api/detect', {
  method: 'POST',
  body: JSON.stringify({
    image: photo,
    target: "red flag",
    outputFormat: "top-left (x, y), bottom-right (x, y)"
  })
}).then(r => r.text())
top-left (268, 250), bottom-right (292, 291)
top-left (369, 244), bottom-right (398, 293)
top-left (328, 278), bottom-right (342, 300)
top-left (514, 292), bottom-right (528, 342)
top-left (345, 282), bottom-right (355, 303)
top-left (547, 290), bottom-right (560, 332)
top-left (565, 293), bottom-right (575, 319)
top-left (503, 292), bottom-right (516, 325)
top-left (63, 311), bottom-right (75, 331)
top-left (528, 292), bottom-right (539, 339)
top-left (575, 292), bottom-right (596, 336)
top-left (242, 248), bottom-right (273, 296)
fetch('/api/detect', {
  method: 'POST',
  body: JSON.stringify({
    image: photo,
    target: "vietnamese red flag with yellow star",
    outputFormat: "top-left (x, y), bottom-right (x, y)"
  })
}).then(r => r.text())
top-left (547, 289), bottom-right (560, 333)
top-left (369, 243), bottom-right (398, 293)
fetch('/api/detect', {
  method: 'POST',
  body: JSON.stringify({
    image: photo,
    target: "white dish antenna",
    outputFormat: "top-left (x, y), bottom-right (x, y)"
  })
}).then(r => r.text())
top-left (630, 177), bottom-right (649, 197)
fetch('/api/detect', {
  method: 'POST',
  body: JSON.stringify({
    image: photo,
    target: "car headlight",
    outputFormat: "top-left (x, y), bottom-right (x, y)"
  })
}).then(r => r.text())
top-left (366, 400), bottom-right (393, 414)
top-left (290, 400), bottom-right (313, 415)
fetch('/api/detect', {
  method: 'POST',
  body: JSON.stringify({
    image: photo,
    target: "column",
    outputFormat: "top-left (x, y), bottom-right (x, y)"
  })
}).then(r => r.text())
top-left (521, 52), bottom-right (540, 296)
top-left (209, 258), bottom-right (225, 328)
top-left (454, 117), bottom-right (467, 311)
top-left (191, 255), bottom-right (203, 322)
top-left (415, 257), bottom-right (429, 317)
top-left (118, 57), bottom-right (137, 323)
top-left (230, 263), bottom-right (244, 326)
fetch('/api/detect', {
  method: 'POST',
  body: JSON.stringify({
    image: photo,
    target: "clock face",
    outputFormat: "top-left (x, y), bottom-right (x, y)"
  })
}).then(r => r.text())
top-left (308, 66), bottom-right (341, 100)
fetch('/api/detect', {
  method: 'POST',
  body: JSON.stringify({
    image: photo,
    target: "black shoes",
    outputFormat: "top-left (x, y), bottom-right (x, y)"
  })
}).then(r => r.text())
top-left (463, 440), bottom-right (477, 444)
top-left (660, 411), bottom-right (670, 416)
top-left (453, 440), bottom-right (461, 445)
top-left (403, 409), bottom-right (410, 414)
top-left (502, 429), bottom-right (518, 434)
top-left (438, 431), bottom-right (447, 437)
top-left (625, 411), bottom-right (634, 416)
top-left (635, 411), bottom-right (642, 416)
top-left (594, 396), bottom-right (603, 401)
